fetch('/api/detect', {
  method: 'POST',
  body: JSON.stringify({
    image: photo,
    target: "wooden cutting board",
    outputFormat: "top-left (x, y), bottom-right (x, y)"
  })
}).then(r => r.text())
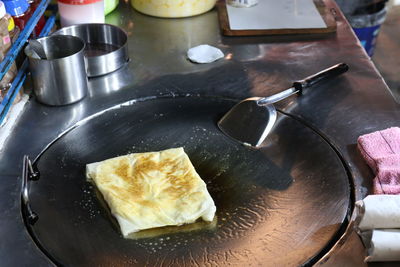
top-left (217, 0), bottom-right (337, 36)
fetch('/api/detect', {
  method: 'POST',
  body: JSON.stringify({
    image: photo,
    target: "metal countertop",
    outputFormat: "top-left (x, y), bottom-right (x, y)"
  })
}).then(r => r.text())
top-left (1, 0), bottom-right (399, 266)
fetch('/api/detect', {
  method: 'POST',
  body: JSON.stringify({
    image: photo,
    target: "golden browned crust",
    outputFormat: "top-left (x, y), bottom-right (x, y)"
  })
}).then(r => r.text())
top-left (86, 147), bottom-right (216, 236)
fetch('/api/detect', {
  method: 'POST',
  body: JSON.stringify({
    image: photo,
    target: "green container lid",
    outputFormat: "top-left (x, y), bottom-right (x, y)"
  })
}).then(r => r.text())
top-left (105, 0), bottom-right (118, 15)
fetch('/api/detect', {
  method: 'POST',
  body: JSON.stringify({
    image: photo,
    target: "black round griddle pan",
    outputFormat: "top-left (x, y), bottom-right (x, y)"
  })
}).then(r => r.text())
top-left (22, 96), bottom-right (351, 266)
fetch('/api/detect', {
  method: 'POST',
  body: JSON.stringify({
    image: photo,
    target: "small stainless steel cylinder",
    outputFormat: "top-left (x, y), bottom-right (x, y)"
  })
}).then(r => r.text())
top-left (53, 24), bottom-right (129, 77)
top-left (25, 35), bottom-right (88, 106)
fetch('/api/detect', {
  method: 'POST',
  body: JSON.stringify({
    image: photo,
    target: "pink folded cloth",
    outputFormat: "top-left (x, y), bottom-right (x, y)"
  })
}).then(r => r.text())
top-left (357, 127), bottom-right (400, 194)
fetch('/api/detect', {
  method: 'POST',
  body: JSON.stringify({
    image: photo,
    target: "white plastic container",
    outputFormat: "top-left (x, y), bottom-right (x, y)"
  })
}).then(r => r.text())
top-left (58, 0), bottom-right (104, 27)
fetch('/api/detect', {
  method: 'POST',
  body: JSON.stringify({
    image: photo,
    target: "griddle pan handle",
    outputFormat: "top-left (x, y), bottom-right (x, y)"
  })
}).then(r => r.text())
top-left (292, 63), bottom-right (349, 94)
top-left (21, 155), bottom-right (39, 225)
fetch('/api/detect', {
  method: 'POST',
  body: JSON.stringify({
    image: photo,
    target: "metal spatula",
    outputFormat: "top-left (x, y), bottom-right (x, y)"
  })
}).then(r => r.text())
top-left (218, 63), bottom-right (349, 147)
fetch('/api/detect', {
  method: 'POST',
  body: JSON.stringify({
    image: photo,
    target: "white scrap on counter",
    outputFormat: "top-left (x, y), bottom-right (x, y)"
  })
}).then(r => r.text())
top-left (187, 45), bottom-right (224, 64)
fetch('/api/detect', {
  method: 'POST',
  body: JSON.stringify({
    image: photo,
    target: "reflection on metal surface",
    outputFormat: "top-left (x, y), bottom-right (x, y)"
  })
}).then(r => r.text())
top-left (87, 63), bottom-right (134, 97)
top-left (225, 52), bottom-right (233, 60)
top-left (227, 45), bottom-right (264, 62)
top-left (26, 97), bottom-right (350, 266)
top-left (108, 5), bottom-right (224, 76)
top-left (67, 102), bottom-right (86, 126)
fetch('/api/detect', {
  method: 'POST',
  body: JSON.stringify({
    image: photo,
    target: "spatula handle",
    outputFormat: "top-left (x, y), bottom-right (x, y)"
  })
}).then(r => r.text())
top-left (293, 63), bottom-right (349, 93)
top-left (257, 63), bottom-right (348, 106)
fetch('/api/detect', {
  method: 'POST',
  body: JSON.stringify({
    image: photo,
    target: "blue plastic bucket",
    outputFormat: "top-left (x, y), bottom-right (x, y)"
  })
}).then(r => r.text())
top-left (349, 7), bottom-right (387, 57)
top-left (353, 24), bottom-right (382, 56)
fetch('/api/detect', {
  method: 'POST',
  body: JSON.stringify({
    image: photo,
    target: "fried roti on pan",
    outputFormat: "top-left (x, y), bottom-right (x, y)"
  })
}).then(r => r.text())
top-left (86, 147), bottom-right (216, 237)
